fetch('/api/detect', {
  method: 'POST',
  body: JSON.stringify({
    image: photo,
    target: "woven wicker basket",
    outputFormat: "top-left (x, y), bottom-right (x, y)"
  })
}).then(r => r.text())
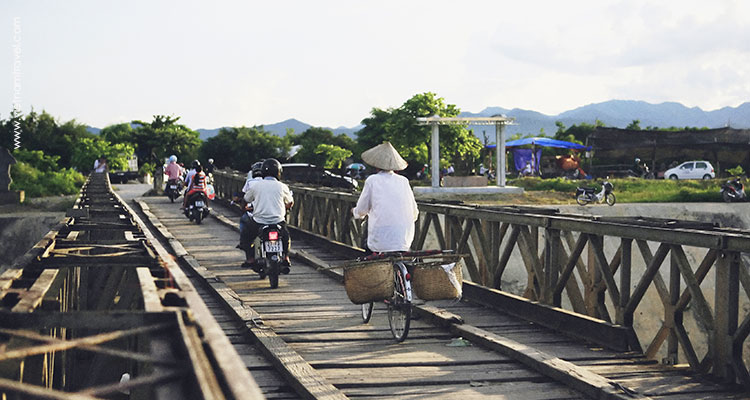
top-left (343, 261), bottom-right (394, 304)
top-left (412, 259), bottom-right (463, 301)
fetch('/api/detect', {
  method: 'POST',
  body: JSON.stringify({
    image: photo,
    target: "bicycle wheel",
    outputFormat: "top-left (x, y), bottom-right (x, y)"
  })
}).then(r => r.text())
top-left (361, 302), bottom-right (373, 323)
top-left (387, 266), bottom-right (411, 342)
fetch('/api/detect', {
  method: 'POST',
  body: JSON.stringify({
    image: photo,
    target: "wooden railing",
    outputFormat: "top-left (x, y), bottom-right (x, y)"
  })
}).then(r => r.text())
top-left (214, 169), bottom-right (750, 386)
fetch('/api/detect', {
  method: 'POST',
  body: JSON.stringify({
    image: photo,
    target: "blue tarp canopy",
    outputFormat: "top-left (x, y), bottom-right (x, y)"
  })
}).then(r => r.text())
top-left (486, 137), bottom-right (591, 150)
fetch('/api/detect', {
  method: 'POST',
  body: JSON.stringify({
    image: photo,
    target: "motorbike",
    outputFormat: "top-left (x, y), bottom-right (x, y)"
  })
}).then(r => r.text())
top-left (629, 164), bottom-right (655, 179)
top-left (576, 181), bottom-right (616, 206)
top-left (720, 178), bottom-right (746, 202)
top-left (184, 192), bottom-right (210, 224)
top-left (165, 178), bottom-right (183, 203)
top-left (256, 224), bottom-right (289, 289)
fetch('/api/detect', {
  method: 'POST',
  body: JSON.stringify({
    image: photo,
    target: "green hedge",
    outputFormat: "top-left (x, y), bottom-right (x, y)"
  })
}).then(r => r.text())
top-left (509, 177), bottom-right (724, 203)
top-left (10, 149), bottom-right (86, 197)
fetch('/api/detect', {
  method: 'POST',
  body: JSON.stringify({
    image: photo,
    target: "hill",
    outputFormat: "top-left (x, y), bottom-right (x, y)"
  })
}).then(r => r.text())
top-left (92, 100), bottom-right (750, 142)
top-left (461, 100), bottom-right (750, 140)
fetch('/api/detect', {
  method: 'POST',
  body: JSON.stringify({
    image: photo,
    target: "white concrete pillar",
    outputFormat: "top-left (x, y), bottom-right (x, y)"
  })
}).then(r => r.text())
top-left (431, 123), bottom-right (440, 188)
top-left (496, 123), bottom-right (506, 187)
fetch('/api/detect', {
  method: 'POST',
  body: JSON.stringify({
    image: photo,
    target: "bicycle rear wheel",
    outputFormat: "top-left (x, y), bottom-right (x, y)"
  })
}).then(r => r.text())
top-left (361, 302), bottom-right (373, 323)
top-left (387, 266), bottom-right (411, 342)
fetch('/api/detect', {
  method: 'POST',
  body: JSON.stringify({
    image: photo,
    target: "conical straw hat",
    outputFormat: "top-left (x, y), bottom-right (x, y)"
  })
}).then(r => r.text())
top-left (361, 141), bottom-right (408, 171)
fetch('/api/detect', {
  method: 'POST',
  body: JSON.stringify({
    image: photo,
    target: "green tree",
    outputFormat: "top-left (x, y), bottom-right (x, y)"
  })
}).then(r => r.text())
top-left (200, 126), bottom-right (290, 172)
top-left (10, 149), bottom-right (85, 197)
top-left (356, 92), bottom-right (482, 174)
top-left (70, 137), bottom-right (134, 172)
top-left (626, 119), bottom-right (642, 130)
top-left (553, 120), bottom-right (604, 144)
top-left (130, 115), bottom-right (201, 171)
top-left (291, 127), bottom-right (356, 166)
top-left (0, 110), bottom-right (94, 169)
top-left (100, 123), bottom-right (134, 145)
top-left (314, 144), bottom-right (352, 169)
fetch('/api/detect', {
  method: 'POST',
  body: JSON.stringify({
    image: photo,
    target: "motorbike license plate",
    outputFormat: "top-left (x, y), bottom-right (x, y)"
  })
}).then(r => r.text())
top-left (195, 200), bottom-right (205, 207)
top-left (170, 185), bottom-right (177, 189)
top-left (264, 241), bottom-right (282, 253)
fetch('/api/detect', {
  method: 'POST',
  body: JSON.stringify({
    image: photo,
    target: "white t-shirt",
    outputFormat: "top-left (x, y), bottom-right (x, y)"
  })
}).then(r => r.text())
top-left (243, 177), bottom-right (294, 224)
top-left (94, 159), bottom-right (107, 173)
top-left (242, 176), bottom-right (262, 193)
top-left (352, 171), bottom-right (419, 252)
top-left (185, 169), bottom-right (197, 189)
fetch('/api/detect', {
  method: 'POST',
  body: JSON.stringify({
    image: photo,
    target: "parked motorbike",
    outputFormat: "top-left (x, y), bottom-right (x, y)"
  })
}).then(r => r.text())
top-left (165, 179), bottom-right (183, 203)
top-left (184, 192), bottom-right (210, 224)
top-left (256, 224), bottom-right (289, 289)
top-left (720, 178), bottom-right (746, 202)
top-left (576, 181), bottom-right (616, 206)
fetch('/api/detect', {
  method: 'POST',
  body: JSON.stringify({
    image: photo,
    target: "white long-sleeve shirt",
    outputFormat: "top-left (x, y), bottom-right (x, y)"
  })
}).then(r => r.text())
top-left (352, 171), bottom-right (419, 252)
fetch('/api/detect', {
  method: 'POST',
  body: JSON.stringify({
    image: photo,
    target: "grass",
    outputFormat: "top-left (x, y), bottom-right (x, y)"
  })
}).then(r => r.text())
top-left (510, 177), bottom-right (726, 203)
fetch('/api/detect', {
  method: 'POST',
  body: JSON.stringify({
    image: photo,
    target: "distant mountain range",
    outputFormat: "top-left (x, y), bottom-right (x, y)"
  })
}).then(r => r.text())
top-left (88, 100), bottom-right (750, 141)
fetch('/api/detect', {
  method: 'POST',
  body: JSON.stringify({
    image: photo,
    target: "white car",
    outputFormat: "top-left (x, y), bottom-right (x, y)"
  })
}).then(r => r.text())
top-left (664, 161), bottom-right (715, 180)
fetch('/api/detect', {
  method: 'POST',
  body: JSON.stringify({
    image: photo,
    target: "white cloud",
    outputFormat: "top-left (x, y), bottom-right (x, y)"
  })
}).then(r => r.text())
top-left (1, 0), bottom-right (748, 128)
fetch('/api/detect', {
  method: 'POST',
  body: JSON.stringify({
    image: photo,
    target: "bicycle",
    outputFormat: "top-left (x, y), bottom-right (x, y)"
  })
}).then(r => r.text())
top-left (356, 250), bottom-right (455, 342)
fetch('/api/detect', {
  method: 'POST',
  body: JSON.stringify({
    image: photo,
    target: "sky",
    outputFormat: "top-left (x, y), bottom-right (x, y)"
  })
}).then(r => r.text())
top-left (2, 0), bottom-right (749, 130)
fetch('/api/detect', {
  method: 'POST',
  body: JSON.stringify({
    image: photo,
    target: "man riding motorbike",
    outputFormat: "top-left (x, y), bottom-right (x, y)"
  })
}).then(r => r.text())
top-left (240, 159), bottom-right (294, 275)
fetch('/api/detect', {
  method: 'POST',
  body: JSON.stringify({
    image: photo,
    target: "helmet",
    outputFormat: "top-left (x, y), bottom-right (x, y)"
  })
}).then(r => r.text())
top-left (208, 158), bottom-right (214, 164)
top-left (635, 158), bottom-right (641, 163)
top-left (251, 161), bottom-right (264, 178)
top-left (191, 160), bottom-right (201, 169)
top-left (169, 155), bottom-right (177, 163)
top-left (261, 158), bottom-right (282, 179)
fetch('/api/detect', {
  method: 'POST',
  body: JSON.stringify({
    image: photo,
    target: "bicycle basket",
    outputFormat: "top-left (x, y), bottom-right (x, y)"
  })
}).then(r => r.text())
top-left (343, 261), bottom-right (394, 304)
top-left (412, 257), bottom-right (464, 301)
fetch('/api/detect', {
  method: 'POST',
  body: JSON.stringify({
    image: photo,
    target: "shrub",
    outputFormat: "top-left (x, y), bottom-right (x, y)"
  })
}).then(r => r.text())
top-left (10, 149), bottom-right (86, 197)
top-left (727, 165), bottom-right (745, 177)
top-left (511, 176), bottom-right (723, 203)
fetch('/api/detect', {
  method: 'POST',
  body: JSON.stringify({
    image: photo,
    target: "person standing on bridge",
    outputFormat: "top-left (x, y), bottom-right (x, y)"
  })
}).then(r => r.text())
top-left (352, 142), bottom-right (419, 253)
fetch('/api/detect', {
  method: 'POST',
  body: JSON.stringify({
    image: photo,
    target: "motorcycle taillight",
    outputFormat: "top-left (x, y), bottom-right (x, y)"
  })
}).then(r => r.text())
top-left (268, 231), bottom-right (279, 241)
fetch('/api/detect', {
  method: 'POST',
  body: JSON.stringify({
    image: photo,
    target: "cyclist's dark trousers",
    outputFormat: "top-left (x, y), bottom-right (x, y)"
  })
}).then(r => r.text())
top-left (239, 218), bottom-right (290, 259)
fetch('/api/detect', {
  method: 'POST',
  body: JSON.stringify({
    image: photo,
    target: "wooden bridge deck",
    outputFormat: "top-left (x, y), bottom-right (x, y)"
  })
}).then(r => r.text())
top-left (138, 193), bottom-right (750, 400)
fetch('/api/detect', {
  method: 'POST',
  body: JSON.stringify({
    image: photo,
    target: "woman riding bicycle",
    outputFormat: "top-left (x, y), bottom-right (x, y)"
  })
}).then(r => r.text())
top-left (352, 141), bottom-right (419, 254)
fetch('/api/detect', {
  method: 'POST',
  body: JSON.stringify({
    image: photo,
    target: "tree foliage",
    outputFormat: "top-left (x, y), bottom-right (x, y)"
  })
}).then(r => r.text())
top-left (129, 115), bottom-right (201, 170)
top-left (200, 126), bottom-right (291, 172)
top-left (10, 149), bottom-right (85, 197)
top-left (356, 93), bottom-right (482, 174)
top-left (70, 137), bottom-right (134, 172)
top-left (290, 127), bottom-right (356, 166)
top-left (0, 110), bottom-right (95, 169)
top-left (314, 144), bottom-right (352, 169)
top-left (553, 120), bottom-right (604, 144)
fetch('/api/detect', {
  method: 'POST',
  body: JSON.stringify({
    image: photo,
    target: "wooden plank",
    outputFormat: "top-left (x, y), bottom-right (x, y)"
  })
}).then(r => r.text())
top-left (463, 281), bottom-right (631, 352)
top-left (453, 324), bottom-right (651, 400)
top-left (126, 198), bottom-right (268, 400)
top-left (0, 377), bottom-right (99, 400)
top-left (136, 267), bottom-right (164, 312)
top-left (11, 269), bottom-right (60, 312)
top-left (342, 381), bottom-right (584, 400)
top-left (318, 363), bottom-right (546, 386)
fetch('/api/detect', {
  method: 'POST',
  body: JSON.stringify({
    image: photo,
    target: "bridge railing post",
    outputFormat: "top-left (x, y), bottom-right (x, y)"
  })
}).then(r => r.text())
top-left (714, 250), bottom-right (740, 383)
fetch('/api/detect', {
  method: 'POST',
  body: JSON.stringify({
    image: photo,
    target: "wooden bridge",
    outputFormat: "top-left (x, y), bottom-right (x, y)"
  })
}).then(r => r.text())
top-left (1, 171), bottom-right (749, 399)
